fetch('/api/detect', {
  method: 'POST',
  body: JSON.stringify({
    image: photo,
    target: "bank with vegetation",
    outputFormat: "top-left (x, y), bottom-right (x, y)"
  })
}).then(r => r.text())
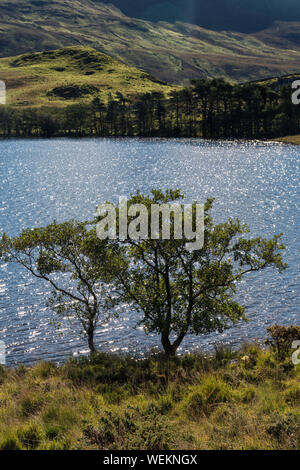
top-left (274, 135), bottom-right (300, 145)
top-left (0, 326), bottom-right (299, 451)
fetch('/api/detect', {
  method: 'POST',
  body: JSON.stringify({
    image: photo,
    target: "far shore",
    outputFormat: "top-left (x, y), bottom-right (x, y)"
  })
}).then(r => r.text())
top-left (273, 135), bottom-right (300, 145)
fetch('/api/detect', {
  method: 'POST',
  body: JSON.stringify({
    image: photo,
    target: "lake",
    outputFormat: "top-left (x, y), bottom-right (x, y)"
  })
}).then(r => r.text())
top-left (0, 138), bottom-right (299, 365)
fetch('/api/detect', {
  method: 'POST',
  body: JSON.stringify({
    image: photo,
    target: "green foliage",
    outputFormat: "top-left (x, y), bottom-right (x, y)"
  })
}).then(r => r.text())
top-left (239, 387), bottom-right (256, 404)
top-left (41, 404), bottom-right (79, 432)
top-left (43, 439), bottom-right (71, 450)
top-left (0, 220), bottom-right (119, 354)
top-left (126, 405), bottom-right (175, 450)
top-left (47, 84), bottom-right (100, 100)
top-left (107, 189), bottom-right (286, 356)
top-left (0, 432), bottom-right (24, 450)
top-left (20, 395), bottom-right (44, 417)
top-left (84, 405), bottom-right (174, 450)
top-left (284, 385), bottom-right (300, 405)
top-left (0, 436), bottom-right (24, 450)
top-left (0, 364), bottom-right (7, 385)
top-left (30, 361), bottom-right (57, 379)
top-left (267, 412), bottom-right (300, 449)
top-left (185, 377), bottom-right (234, 417)
top-left (16, 422), bottom-right (45, 450)
top-left (44, 423), bottom-right (63, 441)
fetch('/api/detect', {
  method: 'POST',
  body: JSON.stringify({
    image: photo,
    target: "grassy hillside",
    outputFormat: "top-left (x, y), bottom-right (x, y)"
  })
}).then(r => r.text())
top-left (0, 0), bottom-right (300, 83)
top-left (0, 343), bottom-right (299, 450)
top-left (0, 46), bottom-right (176, 107)
top-left (251, 73), bottom-right (300, 90)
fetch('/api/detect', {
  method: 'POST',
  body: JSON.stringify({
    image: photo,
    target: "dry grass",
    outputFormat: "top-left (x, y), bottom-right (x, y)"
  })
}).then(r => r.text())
top-left (0, 343), bottom-right (299, 450)
top-left (273, 135), bottom-right (300, 145)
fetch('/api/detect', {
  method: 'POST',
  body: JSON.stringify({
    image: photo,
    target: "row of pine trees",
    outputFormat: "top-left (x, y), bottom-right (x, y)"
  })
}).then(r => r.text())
top-left (0, 79), bottom-right (299, 139)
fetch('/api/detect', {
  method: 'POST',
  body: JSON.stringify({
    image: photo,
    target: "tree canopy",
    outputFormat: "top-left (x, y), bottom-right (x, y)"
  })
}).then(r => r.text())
top-left (103, 190), bottom-right (287, 356)
top-left (0, 220), bottom-right (119, 354)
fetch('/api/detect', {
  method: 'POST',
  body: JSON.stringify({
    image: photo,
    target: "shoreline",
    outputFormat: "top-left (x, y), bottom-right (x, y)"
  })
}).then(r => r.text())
top-left (272, 135), bottom-right (300, 145)
top-left (0, 135), bottom-right (295, 143)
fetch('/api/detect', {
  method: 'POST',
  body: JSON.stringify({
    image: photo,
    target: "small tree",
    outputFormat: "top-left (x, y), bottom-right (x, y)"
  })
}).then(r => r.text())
top-left (109, 189), bottom-right (287, 357)
top-left (0, 220), bottom-right (117, 354)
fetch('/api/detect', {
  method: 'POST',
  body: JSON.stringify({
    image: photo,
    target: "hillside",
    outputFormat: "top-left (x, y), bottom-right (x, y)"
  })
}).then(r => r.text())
top-left (99, 0), bottom-right (300, 34)
top-left (0, 0), bottom-right (300, 83)
top-left (253, 73), bottom-right (300, 91)
top-left (0, 47), bottom-right (175, 107)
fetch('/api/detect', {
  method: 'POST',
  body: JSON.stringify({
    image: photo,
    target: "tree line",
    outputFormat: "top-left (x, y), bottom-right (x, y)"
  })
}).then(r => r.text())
top-left (0, 79), bottom-right (299, 139)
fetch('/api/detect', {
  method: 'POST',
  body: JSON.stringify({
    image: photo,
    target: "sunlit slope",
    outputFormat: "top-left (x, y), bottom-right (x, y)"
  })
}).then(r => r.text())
top-left (253, 73), bottom-right (300, 89)
top-left (0, 47), bottom-right (175, 107)
top-left (0, 0), bottom-right (300, 83)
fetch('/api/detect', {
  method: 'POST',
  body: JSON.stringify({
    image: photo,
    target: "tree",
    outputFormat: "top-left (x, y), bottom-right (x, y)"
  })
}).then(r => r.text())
top-left (0, 220), bottom-right (117, 354)
top-left (109, 189), bottom-right (287, 357)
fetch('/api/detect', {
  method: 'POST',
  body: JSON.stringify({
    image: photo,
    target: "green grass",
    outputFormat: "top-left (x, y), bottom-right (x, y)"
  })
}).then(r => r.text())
top-left (0, 343), bottom-right (299, 450)
top-left (0, 46), bottom-right (177, 107)
top-left (1, 0), bottom-right (300, 84)
top-left (273, 135), bottom-right (300, 145)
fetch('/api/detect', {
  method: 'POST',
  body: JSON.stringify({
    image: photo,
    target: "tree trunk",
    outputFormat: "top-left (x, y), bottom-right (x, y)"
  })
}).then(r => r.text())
top-left (87, 325), bottom-right (97, 355)
top-left (161, 330), bottom-right (187, 358)
top-left (161, 333), bottom-right (177, 357)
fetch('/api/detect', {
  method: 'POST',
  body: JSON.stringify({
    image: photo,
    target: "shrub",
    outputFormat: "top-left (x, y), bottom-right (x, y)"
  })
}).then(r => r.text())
top-left (186, 391), bottom-right (205, 417)
top-left (266, 325), bottom-right (300, 360)
top-left (156, 395), bottom-right (173, 414)
top-left (267, 412), bottom-right (300, 449)
top-left (168, 383), bottom-right (184, 403)
top-left (31, 361), bottom-right (57, 379)
top-left (83, 410), bottom-right (133, 449)
top-left (284, 385), bottom-right (300, 405)
top-left (20, 395), bottom-right (44, 417)
top-left (186, 377), bottom-right (234, 417)
top-left (44, 423), bottom-right (62, 440)
top-left (239, 387), bottom-right (256, 404)
top-left (15, 364), bottom-right (27, 376)
top-left (84, 405), bottom-right (174, 450)
top-left (214, 345), bottom-right (237, 367)
top-left (0, 365), bottom-right (7, 384)
top-left (126, 411), bottom-right (174, 450)
top-left (96, 383), bottom-right (128, 404)
top-left (0, 434), bottom-right (24, 450)
top-left (17, 422), bottom-right (45, 450)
